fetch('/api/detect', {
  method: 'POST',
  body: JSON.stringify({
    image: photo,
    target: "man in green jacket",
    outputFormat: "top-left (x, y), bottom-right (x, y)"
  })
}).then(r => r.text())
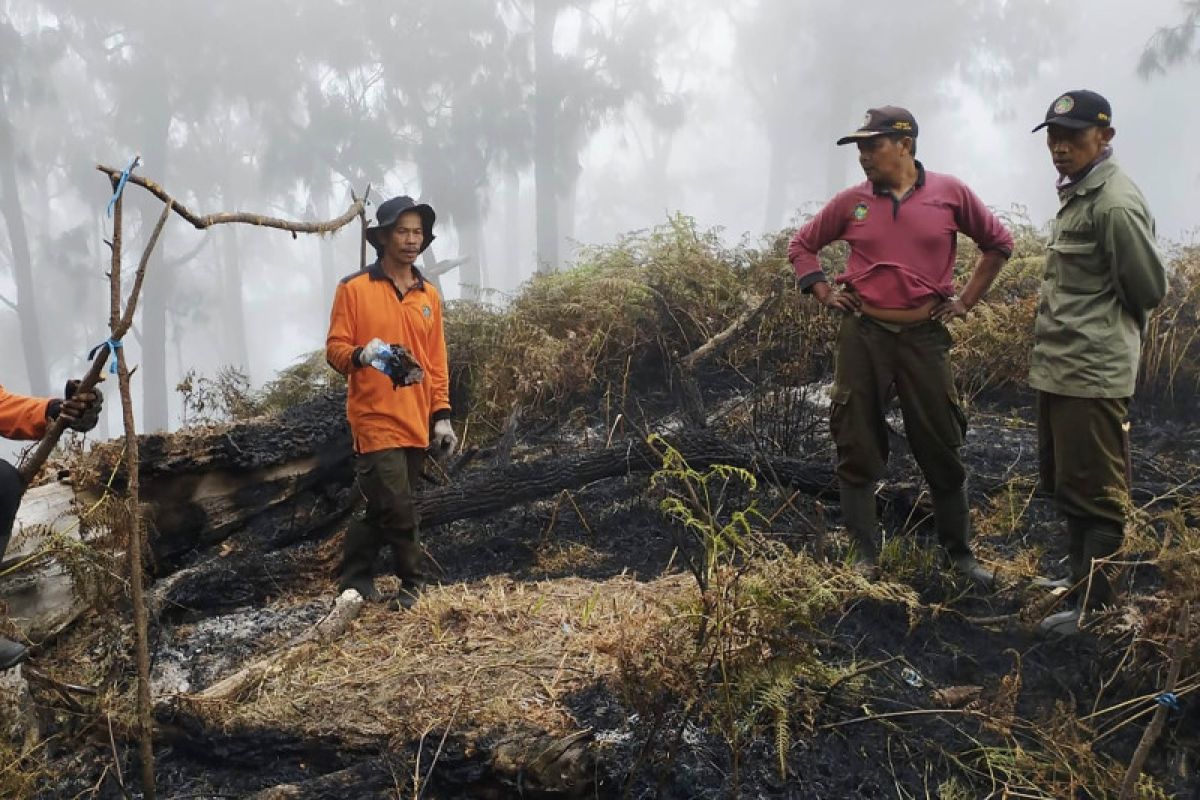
top-left (1030, 90), bottom-right (1167, 634)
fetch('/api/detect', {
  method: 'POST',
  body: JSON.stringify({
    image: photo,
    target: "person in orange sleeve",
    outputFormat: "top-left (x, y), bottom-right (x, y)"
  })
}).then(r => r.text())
top-left (326, 195), bottom-right (456, 610)
top-left (1, 380), bottom-right (103, 669)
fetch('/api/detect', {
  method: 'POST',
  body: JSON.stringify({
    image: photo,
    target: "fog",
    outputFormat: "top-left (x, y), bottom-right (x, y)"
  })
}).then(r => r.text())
top-left (2, 0), bottom-right (1197, 460)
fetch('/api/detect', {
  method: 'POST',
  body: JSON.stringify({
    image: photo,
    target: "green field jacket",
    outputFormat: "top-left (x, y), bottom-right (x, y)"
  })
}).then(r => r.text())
top-left (1028, 159), bottom-right (1167, 398)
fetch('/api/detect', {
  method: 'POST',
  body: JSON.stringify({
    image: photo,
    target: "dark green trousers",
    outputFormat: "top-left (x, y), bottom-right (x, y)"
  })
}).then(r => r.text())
top-left (830, 314), bottom-right (968, 491)
top-left (340, 447), bottom-right (426, 588)
top-left (1038, 392), bottom-right (1130, 607)
top-left (1037, 393), bottom-right (1129, 525)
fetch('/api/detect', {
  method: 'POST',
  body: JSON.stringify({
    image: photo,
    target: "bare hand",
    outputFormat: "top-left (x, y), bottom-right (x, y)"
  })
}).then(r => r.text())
top-left (931, 295), bottom-right (969, 322)
top-left (814, 282), bottom-right (862, 313)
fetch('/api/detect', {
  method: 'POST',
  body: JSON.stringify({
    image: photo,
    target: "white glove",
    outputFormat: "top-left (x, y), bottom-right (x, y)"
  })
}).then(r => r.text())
top-left (431, 419), bottom-right (458, 459)
top-left (359, 338), bottom-right (390, 370)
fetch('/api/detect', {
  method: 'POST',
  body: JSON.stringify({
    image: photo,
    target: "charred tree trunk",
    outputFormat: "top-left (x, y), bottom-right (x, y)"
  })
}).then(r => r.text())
top-left (0, 105), bottom-right (49, 396)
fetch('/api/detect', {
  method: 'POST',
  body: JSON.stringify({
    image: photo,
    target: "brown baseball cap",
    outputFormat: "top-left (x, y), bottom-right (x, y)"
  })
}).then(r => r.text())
top-left (836, 106), bottom-right (919, 145)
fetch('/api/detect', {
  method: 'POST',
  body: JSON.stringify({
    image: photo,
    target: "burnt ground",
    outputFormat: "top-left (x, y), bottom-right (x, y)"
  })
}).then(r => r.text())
top-left (17, 380), bottom-right (1200, 799)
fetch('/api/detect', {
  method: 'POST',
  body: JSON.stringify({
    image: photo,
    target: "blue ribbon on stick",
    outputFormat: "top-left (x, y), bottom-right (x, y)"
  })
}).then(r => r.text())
top-left (88, 339), bottom-right (123, 374)
top-left (106, 155), bottom-right (141, 217)
top-left (1154, 692), bottom-right (1181, 712)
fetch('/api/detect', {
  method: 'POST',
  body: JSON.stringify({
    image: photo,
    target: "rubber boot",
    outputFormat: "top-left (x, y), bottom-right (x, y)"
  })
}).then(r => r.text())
top-left (1078, 519), bottom-right (1124, 610)
top-left (337, 518), bottom-right (380, 601)
top-left (0, 636), bottom-right (28, 671)
top-left (840, 485), bottom-right (880, 579)
top-left (1033, 516), bottom-right (1086, 591)
top-left (1039, 518), bottom-right (1123, 636)
top-left (932, 486), bottom-right (994, 589)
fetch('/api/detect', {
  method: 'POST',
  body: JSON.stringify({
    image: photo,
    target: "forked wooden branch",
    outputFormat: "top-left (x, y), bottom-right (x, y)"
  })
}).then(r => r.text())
top-left (96, 164), bottom-right (367, 234)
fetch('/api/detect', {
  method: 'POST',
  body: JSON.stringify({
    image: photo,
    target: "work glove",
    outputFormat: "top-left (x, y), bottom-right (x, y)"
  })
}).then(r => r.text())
top-left (430, 419), bottom-right (458, 460)
top-left (355, 338), bottom-right (425, 389)
top-left (355, 338), bottom-right (390, 369)
top-left (47, 379), bottom-right (104, 432)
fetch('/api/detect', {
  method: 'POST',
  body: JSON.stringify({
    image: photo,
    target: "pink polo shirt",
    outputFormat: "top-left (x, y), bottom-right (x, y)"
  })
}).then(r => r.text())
top-left (788, 163), bottom-right (1013, 309)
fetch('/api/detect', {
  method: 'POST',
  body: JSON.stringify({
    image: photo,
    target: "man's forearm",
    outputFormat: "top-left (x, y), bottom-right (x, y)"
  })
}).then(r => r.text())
top-left (959, 251), bottom-right (1008, 309)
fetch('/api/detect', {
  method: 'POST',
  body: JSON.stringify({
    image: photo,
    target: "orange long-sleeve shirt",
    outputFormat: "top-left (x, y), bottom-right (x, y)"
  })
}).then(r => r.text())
top-left (0, 384), bottom-right (50, 441)
top-left (326, 263), bottom-right (451, 454)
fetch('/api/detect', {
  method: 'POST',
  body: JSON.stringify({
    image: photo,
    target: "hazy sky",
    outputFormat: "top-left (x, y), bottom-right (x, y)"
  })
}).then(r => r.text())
top-left (2, 0), bottom-right (1197, 460)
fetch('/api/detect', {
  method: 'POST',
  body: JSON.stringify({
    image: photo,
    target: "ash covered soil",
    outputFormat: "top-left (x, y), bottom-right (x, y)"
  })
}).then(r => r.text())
top-left (21, 385), bottom-right (1200, 799)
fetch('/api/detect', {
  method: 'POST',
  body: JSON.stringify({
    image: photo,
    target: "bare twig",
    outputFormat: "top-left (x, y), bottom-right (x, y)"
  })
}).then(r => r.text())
top-left (1117, 603), bottom-right (1190, 799)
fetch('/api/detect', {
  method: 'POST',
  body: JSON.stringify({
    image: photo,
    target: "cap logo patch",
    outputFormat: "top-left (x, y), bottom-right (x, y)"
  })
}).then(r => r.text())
top-left (862, 112), bottom-right (873, 127)
top-left (1053, 95), bottom-right (1075, 114)
top-left (1097, 112), bottom-right (1110, 121)
top-left (892, 121), bottom-right (913, 131)
top-left (852, 202), bottom-right (869, 221)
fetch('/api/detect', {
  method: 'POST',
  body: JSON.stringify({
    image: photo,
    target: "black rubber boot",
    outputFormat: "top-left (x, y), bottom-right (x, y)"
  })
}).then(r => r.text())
top-left (1078, 519), bottom-right (1125, 610)
top-left (388, 578), bottom-right (428, 612)
top-left (0, 459), bottom-right (22, 563)
top-left (840, 484), bottom-right (880, 579)
top-left (932, 486), bottom-right (994, 589)
top-left (338, 518), bottom-right (380, 601)
top-left (0, 636), bottom-right (28, 671)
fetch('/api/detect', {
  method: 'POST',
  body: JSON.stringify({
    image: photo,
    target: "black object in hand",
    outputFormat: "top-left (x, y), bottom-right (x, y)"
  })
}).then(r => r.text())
top-left (380, 344), bottom-right (425, 390)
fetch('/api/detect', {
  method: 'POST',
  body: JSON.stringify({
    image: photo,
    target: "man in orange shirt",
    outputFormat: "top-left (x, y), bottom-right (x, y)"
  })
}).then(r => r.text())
top-left (326, 196), bottom-right (456, 609)
top-left (1, 380), bottom-right (103, 669)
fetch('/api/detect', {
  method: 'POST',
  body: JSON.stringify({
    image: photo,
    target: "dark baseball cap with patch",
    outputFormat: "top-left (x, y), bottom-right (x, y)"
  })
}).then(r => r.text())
top-left (1032, 90), bottom-right (1112, 132)
top-left (365, 195), bottom-right (436, 253)
top-left (836, 106), bottom-right (918, 146)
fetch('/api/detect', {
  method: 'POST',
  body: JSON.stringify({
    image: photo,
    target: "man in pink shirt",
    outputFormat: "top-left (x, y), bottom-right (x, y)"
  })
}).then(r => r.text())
top-left (789, 106), bottom-right (1013, 585)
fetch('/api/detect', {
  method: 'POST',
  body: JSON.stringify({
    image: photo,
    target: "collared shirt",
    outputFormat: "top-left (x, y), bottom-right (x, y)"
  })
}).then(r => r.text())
top-left (1029, 158), bottom-right (1167, 398)
top-left (0, 384), bottom-right (50, 441)
top-left (326, 261), bottom-right (451, 453)
top-left (788, 162), bottom-right (1014, 309)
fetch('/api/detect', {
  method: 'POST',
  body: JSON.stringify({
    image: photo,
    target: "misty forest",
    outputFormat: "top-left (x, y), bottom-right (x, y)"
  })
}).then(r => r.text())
top-left (2, 0), bottom-right (1200, 797)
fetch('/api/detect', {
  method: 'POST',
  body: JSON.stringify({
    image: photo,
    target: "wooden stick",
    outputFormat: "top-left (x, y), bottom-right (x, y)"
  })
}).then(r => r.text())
top-left (96, 165), bottom-right (365, 234)
top-left (1117, 602), bottom-right (1190, 799)
top-left (185, 589), bottom-right (365, 704)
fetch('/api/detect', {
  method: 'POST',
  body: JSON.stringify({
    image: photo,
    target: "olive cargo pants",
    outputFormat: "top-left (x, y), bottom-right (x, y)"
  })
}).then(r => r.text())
top-left (830, 314), bottom-right (971, 555)
top-left (1038, 392), bottom-right (1130, 607)
top-left (340, 447), bottom-right (427, 589)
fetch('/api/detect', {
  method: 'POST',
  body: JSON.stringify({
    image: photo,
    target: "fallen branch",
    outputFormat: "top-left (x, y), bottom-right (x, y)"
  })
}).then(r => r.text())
top-left (182, 588), bottom-right (364, 704)
top-left (1117, 602), bottom-right (1190, 799)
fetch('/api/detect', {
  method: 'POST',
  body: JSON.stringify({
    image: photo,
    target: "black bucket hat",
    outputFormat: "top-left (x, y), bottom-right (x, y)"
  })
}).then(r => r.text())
top-left (365, 195), bottom-right (436, 253)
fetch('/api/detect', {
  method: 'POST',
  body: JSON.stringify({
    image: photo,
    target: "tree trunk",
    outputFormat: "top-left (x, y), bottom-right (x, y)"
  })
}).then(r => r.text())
top-left (763, 127), bottom-right (791, 233)
top-left (317, 189), bottom-right (337, 302)
top-left (503, 168), bottom-right (521, 288)
top-left (139, 98), bottom-right (173, 433)
top-left (0, 106), bottom-right (49, 396)
top-left (533, 0), bottom-right (560, 274)
top-left (458, 193), bottom-right (485, 301)
top-left (220, 226), bottom-right (250, 373)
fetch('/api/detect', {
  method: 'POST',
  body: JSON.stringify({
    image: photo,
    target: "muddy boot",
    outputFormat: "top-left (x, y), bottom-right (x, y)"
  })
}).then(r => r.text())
top-left (1033, 516), bottom-right (1086, 590)
top-left (1078, 519), bottom-right (1125, 610)
top-left (840, 485), bottom-right (880, 579)
top-left (388, 578), bottom-right (428, 612)
top-left (1038, 606), bottom-right (1082, 636)
top-left (932, 486), bottom-right (994, 589)
top-left (0, 636), bottom-right (28, 671)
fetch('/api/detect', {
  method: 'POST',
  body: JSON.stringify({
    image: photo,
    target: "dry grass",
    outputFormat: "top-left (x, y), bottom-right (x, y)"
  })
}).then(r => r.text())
top-left (199, 574), bottom-right (691, 741)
